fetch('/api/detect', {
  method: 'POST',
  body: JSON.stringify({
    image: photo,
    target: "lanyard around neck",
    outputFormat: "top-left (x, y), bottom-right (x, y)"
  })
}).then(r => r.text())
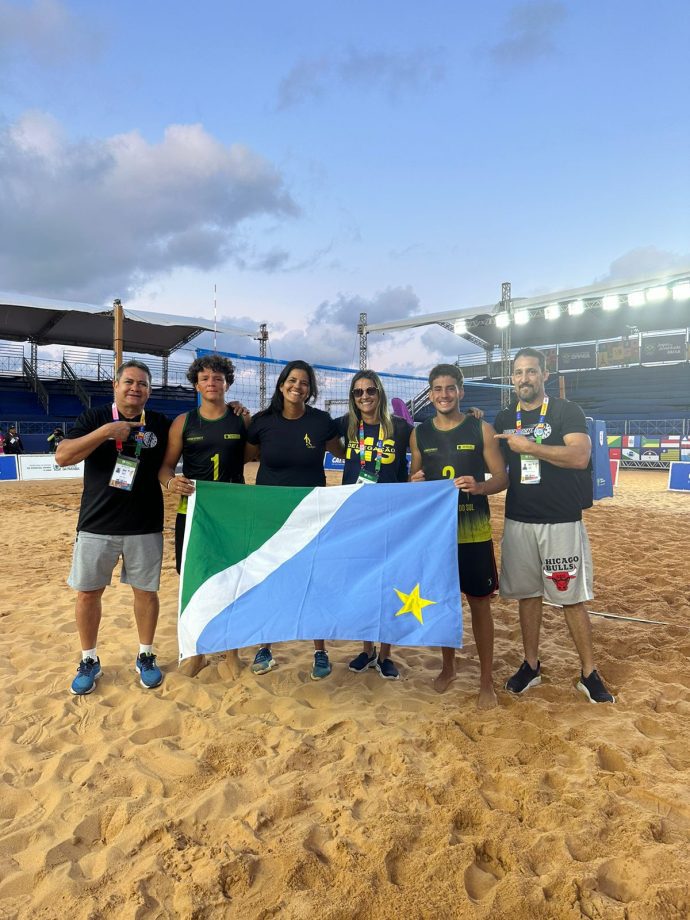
top-left (112, 403), bottom-right (146, 455)
top-left (358, 420), bottom-right (384, 474)
top-left (516, 395), bottom-right (549, 444)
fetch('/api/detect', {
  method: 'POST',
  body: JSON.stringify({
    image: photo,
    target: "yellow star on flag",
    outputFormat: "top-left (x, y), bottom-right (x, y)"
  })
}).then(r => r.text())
top-left (394, 583), bottom-right (436, 625)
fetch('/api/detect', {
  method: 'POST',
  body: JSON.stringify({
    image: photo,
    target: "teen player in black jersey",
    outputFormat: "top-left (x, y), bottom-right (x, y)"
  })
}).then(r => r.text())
top-left (159, 354), bottom-right (249, 678)
top-left (409, 364), bottom-right (507, 709)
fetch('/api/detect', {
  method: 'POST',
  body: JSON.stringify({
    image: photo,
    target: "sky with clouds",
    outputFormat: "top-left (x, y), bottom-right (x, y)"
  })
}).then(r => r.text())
top-left (1, 0), bottom-right (688, 373)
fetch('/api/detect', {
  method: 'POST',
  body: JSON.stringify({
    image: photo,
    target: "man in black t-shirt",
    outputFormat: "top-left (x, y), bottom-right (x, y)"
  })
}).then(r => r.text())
top-left (494, 348), bottom-right (615, 704)
top-left (57, 360), bottom-right (170, 696)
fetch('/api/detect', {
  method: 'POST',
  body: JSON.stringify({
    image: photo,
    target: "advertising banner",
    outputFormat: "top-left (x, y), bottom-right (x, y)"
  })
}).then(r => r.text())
top-left (543, 348), bottom-right (558, 372)
top-left (0, 455), bottom-right (19, 482)
top-left (597, 338), bottom-right (640, 368)
top-left (558, 343), bottom-right (597, 371)
top-left (588, 419), bottom-right (613, 500)
top-left (324, 452), bottom-right (345, 471)
top-left (668, 462), bottom-right (690, 492)
top-left (641, 333), bottom-right (687, 364)
top-left (610, 459), bottom-right (619, 487)
top-left (18, 455), bottom-right (84, 481)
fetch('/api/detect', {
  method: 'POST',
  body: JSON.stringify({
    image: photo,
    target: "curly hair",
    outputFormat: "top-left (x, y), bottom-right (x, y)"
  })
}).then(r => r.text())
top-left (186, 354), bottom-right (235, 386)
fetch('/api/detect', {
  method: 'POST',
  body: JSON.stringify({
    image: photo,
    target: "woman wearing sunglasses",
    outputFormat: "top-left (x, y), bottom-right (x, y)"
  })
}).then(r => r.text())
top-left (337, 369), bottom-right (413, 680)
top-left (246, 360), bottom-right (342, 681)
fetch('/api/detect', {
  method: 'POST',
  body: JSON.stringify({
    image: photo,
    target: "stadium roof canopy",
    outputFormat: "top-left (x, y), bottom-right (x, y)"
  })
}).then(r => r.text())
top-left (0, 291), bottom-right (257, 357)
top-left (363, 269), bottom-right (690, 350)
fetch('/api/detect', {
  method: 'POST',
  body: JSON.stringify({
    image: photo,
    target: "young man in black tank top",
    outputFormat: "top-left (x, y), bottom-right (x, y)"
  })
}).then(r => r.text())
top-left (409, 364), bottom-right (508, 709)
top-left (159, 354), bottom-right (249, 679)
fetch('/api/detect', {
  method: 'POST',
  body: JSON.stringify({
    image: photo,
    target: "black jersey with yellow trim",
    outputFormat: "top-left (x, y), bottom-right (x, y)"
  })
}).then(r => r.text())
top-left (415, 414), bottom-right (492, 544)
top-left (181, 408), bottom-right (246, 485)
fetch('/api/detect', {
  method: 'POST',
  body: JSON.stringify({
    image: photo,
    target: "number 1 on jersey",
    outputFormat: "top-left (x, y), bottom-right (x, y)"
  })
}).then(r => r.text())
top-left (211, 452), bottom-right (220, 481)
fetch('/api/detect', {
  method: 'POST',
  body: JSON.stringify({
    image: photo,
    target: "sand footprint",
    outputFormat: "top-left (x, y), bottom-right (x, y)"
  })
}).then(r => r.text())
top-left (597, 744), bottom-right (631, 773)
top-left (463, 840), bottom-right (507, 901)
top-left (219, 851), bottom-right (259, 897)
top-left (634, 715), bottom-right (674, 741)
top-left (596, 857), bottom-right (648, 903)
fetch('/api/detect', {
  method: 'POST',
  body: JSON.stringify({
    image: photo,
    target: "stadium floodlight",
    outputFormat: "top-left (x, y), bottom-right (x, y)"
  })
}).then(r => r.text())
top-left (628, 290), bottom-right (646, 307)
top-left (514, 308), bottom-right (530, 325)
top-left (568, 299), bottom-right (585, 316)
top-left (453, 318), bottom-right (467, 335)
top-left (672, 281), bottom-right (690, 301)
top-left (495, 312), bottom-right (510, 328)
top-left (544, 303), bottom-right (560, 320)
top-left (602, 294), bottom-right (620, 311)
top-left (646, 285), bottom-right (669, 303)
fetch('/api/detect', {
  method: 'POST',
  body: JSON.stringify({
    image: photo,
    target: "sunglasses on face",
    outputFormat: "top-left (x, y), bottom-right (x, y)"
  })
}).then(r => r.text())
top-left (352, 387), bottom-right (378, 398)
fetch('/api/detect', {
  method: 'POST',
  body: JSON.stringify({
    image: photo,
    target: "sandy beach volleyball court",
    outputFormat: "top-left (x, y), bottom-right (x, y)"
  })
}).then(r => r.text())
top-left (1, 469), bottom-right (688, 919)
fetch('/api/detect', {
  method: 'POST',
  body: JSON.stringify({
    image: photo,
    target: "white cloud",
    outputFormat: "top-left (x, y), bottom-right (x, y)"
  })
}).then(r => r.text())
top-left (0, 0), bottom-right (97, 69)
top-left (597, 246), bottom-right (690, 282)
top-left (263, 286), bottom-right (423, 366)
top-left (277, 47), bottom-right (445, 110)
top-left (0, 113), bottom-right (299, 301)
top-left (488, 1), bottom-right (567, 68)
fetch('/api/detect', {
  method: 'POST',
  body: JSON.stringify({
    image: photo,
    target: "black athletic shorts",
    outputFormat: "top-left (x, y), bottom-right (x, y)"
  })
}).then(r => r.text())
top-left (458, 540), bottom-right (498, 598)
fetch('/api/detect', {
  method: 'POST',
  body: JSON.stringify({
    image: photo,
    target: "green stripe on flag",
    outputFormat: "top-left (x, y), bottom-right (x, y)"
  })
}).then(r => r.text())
top-left (181, 481), bottom-right (312, 612)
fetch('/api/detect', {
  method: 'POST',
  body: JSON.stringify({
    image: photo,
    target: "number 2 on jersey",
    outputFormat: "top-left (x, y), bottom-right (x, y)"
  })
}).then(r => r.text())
top-left (442, 465), bottom-right (456, 480)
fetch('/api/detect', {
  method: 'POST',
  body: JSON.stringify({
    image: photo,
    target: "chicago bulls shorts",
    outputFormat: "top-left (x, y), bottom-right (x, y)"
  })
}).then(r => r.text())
top-left (499, 520), bottom-right (594, 604)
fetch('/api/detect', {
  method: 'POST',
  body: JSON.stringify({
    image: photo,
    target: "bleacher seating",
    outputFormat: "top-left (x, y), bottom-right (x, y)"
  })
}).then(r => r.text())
top-left (0, 376), bottom-right (43, 419)
top-left (2, 361), bottom-right (688, 449)
top-left (557, 363), bottom-right (690, 421)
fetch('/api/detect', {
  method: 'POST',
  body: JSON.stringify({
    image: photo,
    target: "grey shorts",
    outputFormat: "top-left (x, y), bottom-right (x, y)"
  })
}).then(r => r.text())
top-left (67, 532), bottom-right (163, 592)
top-left (499, 519), bottom-right (593, 605)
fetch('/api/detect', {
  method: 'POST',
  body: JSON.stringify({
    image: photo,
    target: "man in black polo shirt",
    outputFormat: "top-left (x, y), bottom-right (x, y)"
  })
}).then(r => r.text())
top-left (57, 360), bottom-right (170, 695)
top-left (494, 347), bottom-right (615, 704)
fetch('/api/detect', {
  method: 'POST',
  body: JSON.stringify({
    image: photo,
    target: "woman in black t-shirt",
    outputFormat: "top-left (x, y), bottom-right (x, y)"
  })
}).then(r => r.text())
top-left (337, 370), bottom-right (412, 681)
top-left (246, 360), bottom-right (341, 681)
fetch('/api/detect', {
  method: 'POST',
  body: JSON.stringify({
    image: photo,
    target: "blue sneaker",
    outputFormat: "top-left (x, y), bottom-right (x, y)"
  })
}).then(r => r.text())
top-left (70, 657), bottom-right (102, 696)
top-left (376, 657), bottom-right (400, 680)
top-left (577, 669), bottom-right (615, 704)
top-left (136, 653), bottom-right (163, 689)
top-left (348, 647), bottom-right (377, 672)
top-left (251, 646), bottom-right (276, 674)
top-left (310, 650), bottom-right (332, 680)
